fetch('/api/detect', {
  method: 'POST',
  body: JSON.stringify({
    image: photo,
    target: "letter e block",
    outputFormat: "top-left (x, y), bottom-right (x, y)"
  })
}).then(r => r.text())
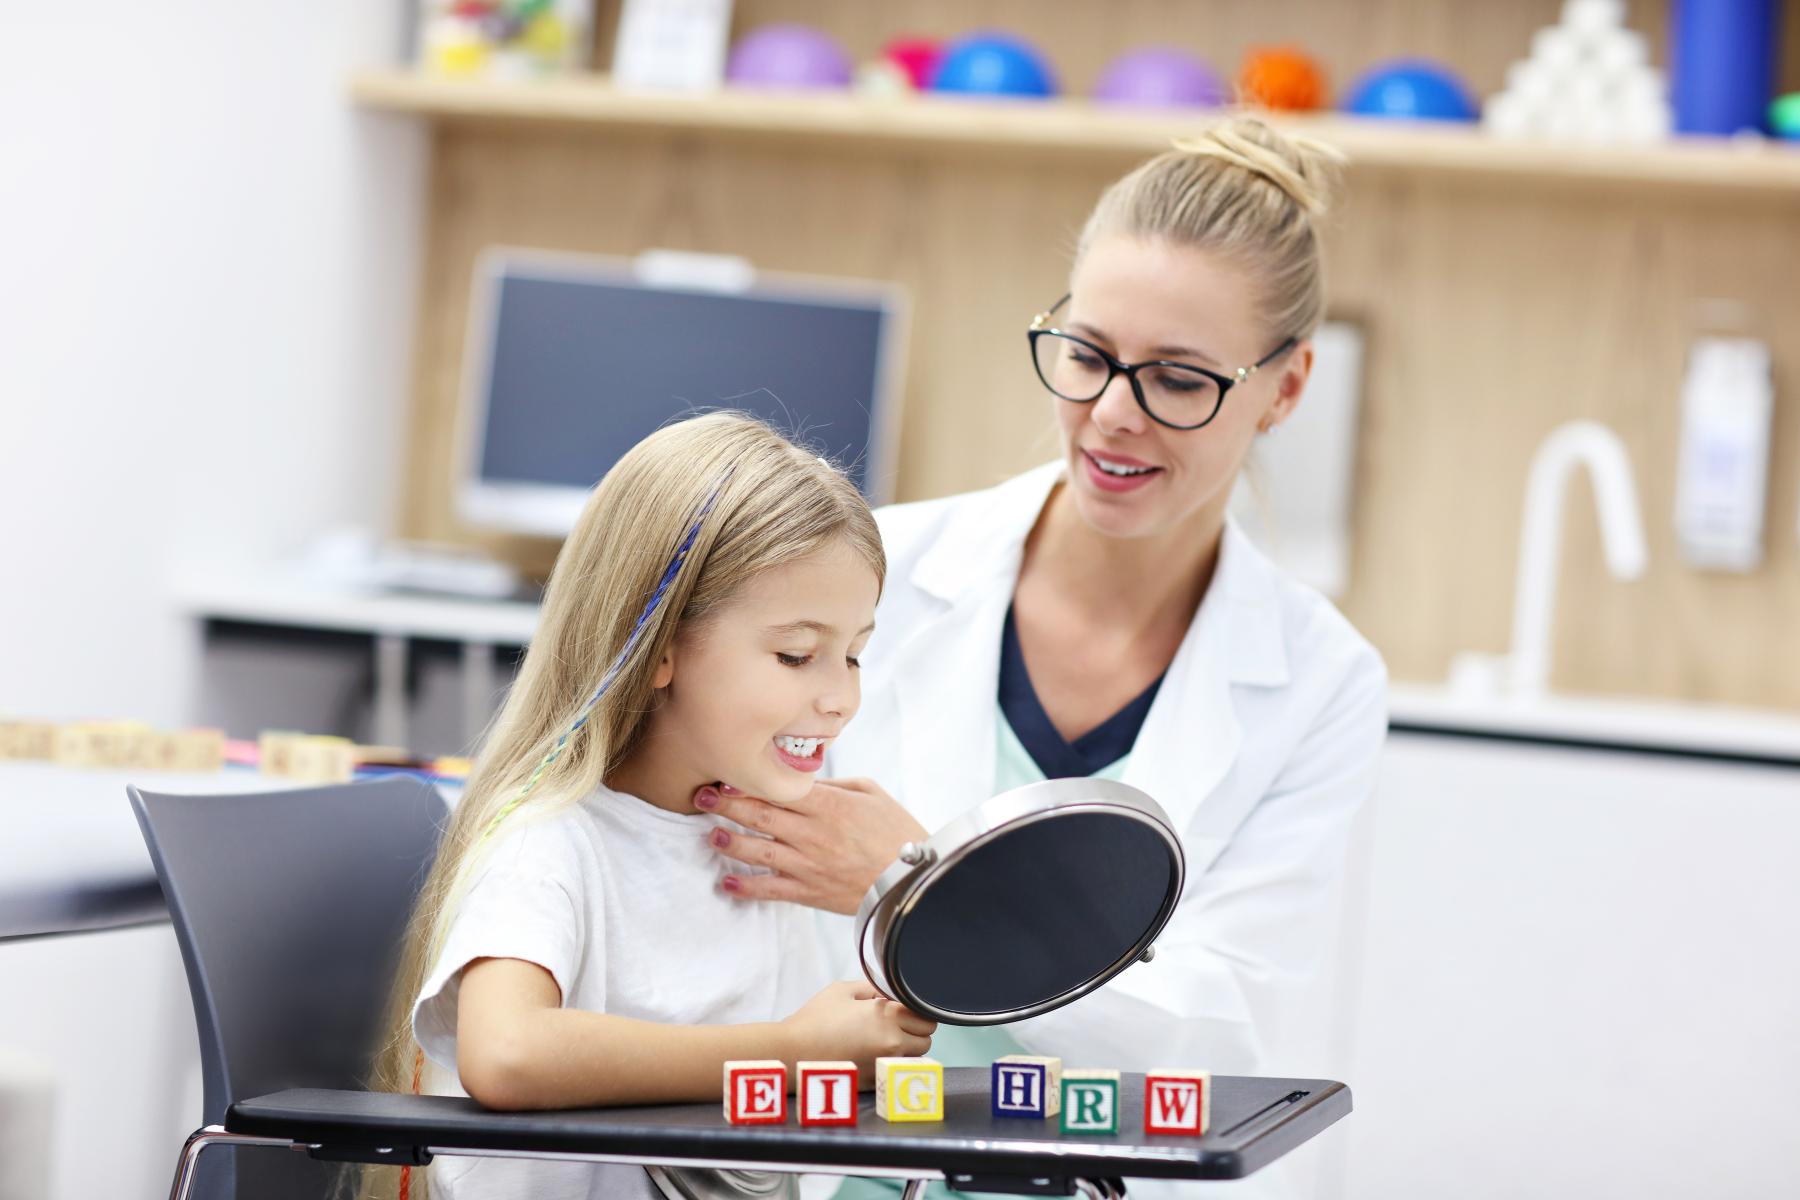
top-left (1144, 1069), bottom-right (1211, 1136)
top-left (798, 1061), bottom-right (858, 1127)
top-left (724, 1060), bottom-right (788, 1125)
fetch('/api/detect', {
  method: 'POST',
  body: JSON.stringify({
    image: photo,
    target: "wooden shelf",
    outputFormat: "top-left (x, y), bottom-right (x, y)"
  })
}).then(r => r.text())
top-left (350, 68), bottom-right (1800, 194)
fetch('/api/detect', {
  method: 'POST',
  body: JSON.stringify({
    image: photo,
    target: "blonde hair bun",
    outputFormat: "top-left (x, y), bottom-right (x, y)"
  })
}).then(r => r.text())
top-left (1077, 112), bottom-right (1346, 342)
top-left (1171, 115), bottom-right (1345, 220)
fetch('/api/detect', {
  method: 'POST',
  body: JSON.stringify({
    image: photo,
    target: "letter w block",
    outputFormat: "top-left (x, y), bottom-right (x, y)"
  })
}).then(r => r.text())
top-left (1144, 1069), bottom-right (1211, 1136)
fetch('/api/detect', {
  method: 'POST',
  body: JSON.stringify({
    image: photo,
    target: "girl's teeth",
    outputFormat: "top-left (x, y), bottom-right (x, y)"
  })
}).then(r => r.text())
top-left (1094, 456), bottom-right (1153, 477)
top-left (777, 737), bottom-right (822, 757)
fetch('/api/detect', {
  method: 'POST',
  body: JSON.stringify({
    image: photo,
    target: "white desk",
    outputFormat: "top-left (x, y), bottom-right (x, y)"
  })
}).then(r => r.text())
top-left (0, 762), bottom-right (458, 941)
top-left (174, 572), bottom-right (539, 749)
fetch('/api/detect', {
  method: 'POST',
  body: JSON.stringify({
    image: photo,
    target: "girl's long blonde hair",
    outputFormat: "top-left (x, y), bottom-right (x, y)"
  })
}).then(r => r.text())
top-left (1079, 113), bottom-right (1345, 345)
top-left (364, 412), bottom-right (883, 1198)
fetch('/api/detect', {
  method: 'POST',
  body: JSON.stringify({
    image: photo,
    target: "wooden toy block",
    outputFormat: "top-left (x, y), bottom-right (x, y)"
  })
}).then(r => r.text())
top-left (991, 1054), bottom-right (1062, 1119)
top-left (159, 728), bottom-right (226, 773)
top-left (723, 1060), bottom-right (788, 1125)
top-left (1144, 1069), bottom-right (1211, 1136)
top-left (50, 724), bottom-right (99, 767)
top-left (293, 736), bottom-right (357, 783)
top-left (259, 731), bottom-right (303, 777)
top-left (53, 722), bottom-right (153, 768)
top-left (797, 1061), bottom-right (858, 1127)
top-left (875, 1057), bottom-right (943, 1122)
top-left (1059, 1069), bottom-right (1121, 1135)
top-left (0, 720), bottom-right (56, 761)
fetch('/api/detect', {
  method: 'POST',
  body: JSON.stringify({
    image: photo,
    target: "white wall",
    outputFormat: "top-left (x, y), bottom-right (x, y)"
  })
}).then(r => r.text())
top-left (0, 1), bottom-right (426, 727)
top-left (0, 6), bottom-right (425, 1197)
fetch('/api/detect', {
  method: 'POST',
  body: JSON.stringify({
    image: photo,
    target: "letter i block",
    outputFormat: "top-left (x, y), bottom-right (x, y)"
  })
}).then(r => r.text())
top-left (875, 1057), bottom-right (944, 1122)
top-left (991, 1055), bottom-right (1062, 1119)
top-left (797, 1061), bottom-right (859, 1127)
top-left (1059, 1069), bottom-right (1121, 1135)
top-left (724, 1060), bottom-right (788, 1125)
top-left (1144, 1069), bottom-right (1211, 1136)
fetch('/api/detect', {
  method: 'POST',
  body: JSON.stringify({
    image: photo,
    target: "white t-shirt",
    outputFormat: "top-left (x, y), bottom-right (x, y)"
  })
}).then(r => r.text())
top-left (413, 782), bottom-right (835, 1200)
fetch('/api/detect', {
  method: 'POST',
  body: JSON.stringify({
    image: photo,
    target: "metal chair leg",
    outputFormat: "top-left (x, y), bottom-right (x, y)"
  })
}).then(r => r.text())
top-left (898, 1183), bottom-right (928, 1200)
top-left (165, 1125), bottom-right (300, 1200)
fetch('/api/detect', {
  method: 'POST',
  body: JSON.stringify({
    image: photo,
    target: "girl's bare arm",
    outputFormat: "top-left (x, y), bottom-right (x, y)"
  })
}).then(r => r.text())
top-left (453, 956), bottom-right (933, 1110)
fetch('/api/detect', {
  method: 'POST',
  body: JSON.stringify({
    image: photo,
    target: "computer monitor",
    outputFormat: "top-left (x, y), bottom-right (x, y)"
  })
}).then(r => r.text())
top-left (456, 248), bottom-right (907, 538)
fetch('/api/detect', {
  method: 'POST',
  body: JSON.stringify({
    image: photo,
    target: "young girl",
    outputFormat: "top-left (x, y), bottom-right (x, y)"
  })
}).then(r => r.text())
top-left (369, 413), bottom-right (936, 1199)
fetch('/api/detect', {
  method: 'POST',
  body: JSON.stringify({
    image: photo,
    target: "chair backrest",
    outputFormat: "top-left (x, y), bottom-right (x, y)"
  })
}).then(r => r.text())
top-left (131, 775), bottom-right (447, 1200)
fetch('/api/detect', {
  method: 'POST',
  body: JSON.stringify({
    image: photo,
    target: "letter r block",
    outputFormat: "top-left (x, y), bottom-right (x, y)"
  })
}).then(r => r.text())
top-left (1060, 1069), bottom-right (1121, 1135)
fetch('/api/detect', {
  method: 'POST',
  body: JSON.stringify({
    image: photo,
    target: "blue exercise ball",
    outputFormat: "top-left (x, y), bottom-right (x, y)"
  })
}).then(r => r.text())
top-left (1343, 59), bottom-right (1478, 122)
top-left (929, 32), bottom-right (1058, 98)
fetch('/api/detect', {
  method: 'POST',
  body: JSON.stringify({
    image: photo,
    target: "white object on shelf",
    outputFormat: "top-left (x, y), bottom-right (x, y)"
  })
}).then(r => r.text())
top-left (1486, 2), bottom-right (1672, 144)
top-left (1675, 336), bottom-right (1773, 571)
top-left (612, 0), bottom-right (734, 91)
top-left (1563, 0), bottom-right (1628, 36)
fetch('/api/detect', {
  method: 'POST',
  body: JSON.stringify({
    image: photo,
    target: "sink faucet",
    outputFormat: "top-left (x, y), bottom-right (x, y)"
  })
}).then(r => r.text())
top-left (1505, 420), bottom-right (1648, 697)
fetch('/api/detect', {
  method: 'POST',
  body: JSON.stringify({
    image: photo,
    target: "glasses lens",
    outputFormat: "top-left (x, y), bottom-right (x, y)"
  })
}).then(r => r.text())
top-left (1033, 333), bottom-right (1110, 402)
top-left (1138, 363), bottom-right (1222, 428)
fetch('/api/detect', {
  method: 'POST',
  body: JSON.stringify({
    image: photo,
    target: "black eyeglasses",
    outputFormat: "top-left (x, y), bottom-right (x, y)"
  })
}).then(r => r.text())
top-left (1027, 294), bottom-right (1296, 431)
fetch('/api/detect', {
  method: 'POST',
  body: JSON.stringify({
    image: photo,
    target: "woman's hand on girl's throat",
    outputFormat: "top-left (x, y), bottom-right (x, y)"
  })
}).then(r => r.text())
top-left (695, 777), bottom-right (929, 916)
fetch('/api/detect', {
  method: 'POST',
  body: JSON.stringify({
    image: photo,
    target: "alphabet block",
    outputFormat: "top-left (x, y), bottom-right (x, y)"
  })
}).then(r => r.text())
top-left (723, 1060), bottom-right (788, 1125)
top-left (53, 721), bottom-right (153, 768)
top-left (991, 1054), bottom-right (1062, 1119)
top-left (1060, 1069), bottom-right (1121, 1135)
top-left (1144, 1069), bottom-right (1210, 1136)
top-left (797, 1061), bottom-right (858, 1127)
top-left (875, 1057), bottom-right (943, 1122)
top-left (0, 720), bottom-right (56, 761)
top-left (155, 728), bottom-right (226, 773)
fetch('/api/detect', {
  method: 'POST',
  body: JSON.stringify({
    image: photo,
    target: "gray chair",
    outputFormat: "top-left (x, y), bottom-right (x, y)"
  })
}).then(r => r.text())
top-left (130, 775), bottom-right (448, 1200)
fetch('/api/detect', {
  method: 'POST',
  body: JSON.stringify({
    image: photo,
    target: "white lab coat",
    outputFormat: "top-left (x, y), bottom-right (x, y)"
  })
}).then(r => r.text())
top-left (824, 462), bottom-right (1388, 1199)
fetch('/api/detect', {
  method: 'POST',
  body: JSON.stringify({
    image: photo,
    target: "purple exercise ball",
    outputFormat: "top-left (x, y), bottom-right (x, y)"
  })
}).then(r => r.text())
top-left (726, 23), bottom-right (854, 90)
top-left (1093, 47), bottom-right (1225, 108)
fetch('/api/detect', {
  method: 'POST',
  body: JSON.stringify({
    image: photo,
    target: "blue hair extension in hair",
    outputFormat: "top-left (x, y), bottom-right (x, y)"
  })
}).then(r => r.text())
top-left (480, 467), bottom-right (734, 842)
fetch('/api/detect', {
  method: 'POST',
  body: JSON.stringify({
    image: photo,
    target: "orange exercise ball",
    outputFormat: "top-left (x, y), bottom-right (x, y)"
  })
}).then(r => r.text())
top-left (1238, 45), bottom-right (1328, 111)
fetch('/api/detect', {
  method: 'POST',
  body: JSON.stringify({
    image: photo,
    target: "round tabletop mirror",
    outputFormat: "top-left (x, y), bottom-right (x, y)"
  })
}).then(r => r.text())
top-left (855, 777), bottom-right (1185, 1026)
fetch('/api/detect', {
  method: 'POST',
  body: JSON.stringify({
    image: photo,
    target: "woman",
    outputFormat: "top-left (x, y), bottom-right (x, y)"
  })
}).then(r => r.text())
top-left (695, 116), bottom-right (1387, 1199)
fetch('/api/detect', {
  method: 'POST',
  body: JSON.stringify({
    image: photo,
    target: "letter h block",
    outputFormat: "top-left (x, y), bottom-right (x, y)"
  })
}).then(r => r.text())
top-left (724, 1060), bottom-right (788, 1125)
top-left (991, 1054), bottom-right (1062, 1119)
